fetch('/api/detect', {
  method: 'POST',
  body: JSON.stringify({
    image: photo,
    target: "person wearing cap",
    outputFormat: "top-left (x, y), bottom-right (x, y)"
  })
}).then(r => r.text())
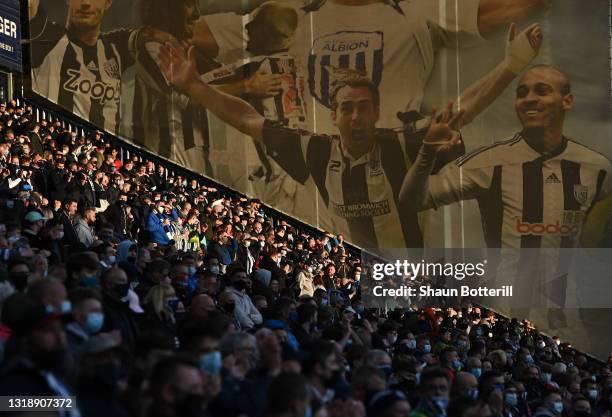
top-left (22, 210), bottom-right (46, 249)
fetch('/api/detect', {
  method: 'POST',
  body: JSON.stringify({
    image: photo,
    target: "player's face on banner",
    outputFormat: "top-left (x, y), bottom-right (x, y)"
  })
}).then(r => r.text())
top-left (67, 0), bottom-right (111, 31)
top-left (514, 67), bottom-right (574, 132)
top-left (246, 4), bottom-right (297, 55)
top-left (331, 86), bottom-right (379, 154)
top-left (182, 0), bottom-right (200, 37)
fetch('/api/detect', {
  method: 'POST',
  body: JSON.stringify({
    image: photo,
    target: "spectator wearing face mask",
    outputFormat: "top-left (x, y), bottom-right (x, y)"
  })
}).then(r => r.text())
top-left (226, 267), bottom-right (262, 330)
top-left (40, 218), bottom-right (68, 264)
top-left (142, 284), bottom-right (184, 344)
top-left (100, 267), bottom-right (139, 349)
top-left (259, 247), bottom-right (288, 288)
top-left (148, 355), bottom-right (207, 417)
top-left (451, 372), bottom-right (480, 401)
top-left (412, 367), bottom-right (451, 417)
top-left (64, 288), bottom-right (104, 353)
top-left (533, 390), bottom-right (565, 417)
top-left (440, 347), bottom-right (463, 380)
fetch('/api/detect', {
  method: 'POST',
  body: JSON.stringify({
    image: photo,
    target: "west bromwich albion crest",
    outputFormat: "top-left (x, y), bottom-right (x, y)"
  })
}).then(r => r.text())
top-left (308, 31), bottom-right (384, 109)
top-left (573, 184), bottom-right (589, 205)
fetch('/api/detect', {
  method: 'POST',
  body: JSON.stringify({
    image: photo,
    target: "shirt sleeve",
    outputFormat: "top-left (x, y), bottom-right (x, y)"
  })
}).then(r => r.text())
top-left (102, 28), bottom-right (138, 72)
top-left (428, 157), bottom-right (495, 209)
top-left (261, 119), bottom-right (312, 184)
top-left (596, 162), bottom-right (612, 202)
top-left (202, 12), bottom-right (247, 64)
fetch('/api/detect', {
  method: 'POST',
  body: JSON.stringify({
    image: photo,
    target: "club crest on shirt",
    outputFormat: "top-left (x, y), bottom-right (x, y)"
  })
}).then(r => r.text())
top-left (573, 185), bottom-right (589, 205)
top-left (309, 31), bottom-right (384, 108)
top-left (368, 157), bottom-right (382, 177)
top-left (104, 58), bottom-right (120, 79)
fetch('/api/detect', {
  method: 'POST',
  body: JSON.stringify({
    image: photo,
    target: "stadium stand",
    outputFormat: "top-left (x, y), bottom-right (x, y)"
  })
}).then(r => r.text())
top-left (0, 97), bottom-right (609, 417)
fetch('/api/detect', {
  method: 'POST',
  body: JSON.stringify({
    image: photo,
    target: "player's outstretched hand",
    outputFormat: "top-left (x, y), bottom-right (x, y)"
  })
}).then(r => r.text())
top-left (505, 22), bottom-right (543, 74)
top-left (423, 102), bottom-right (463, 153)
top-left (158, 43), bottom-right (200, 93)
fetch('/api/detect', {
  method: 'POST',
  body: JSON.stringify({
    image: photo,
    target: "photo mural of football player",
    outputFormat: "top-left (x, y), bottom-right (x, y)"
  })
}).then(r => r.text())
top-left (156, 20), bottom-right (542, 250)
top-left (288, 0), bottom-right (550, 242)
top-left (399, 65), bottom-right (612, 356)
top-left (28, 0), bottom-right (177, 134)
top-left (291, 0), bottom-right (548, 133)
top-left (191, 1), bottom-right (317, 222)
top-left (131, 0), bottom-right (217, 174)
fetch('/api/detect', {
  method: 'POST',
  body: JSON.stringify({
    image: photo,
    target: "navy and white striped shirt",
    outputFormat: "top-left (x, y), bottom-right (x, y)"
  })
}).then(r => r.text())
top-left (30, 7), bottom-right (138, 134)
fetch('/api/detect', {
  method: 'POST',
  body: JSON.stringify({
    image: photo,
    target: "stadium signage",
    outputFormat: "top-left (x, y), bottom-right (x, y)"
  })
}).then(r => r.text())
top-left (0, 0), bottom-right (20, 71)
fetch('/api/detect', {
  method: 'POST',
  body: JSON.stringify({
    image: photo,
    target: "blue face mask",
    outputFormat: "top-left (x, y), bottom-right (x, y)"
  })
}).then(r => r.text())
top-left (405, 339), bottom-right (417, 350)
top-left (525, 354), bottom-right (535, 364)
top-left (468, 388), bottom-right (479, 400)
top-left (167, 298), bottom-right (180, 312)
top-left (80, 273), bottom-right (100, 288)
top-left (452, 359), bottom-right (462, 371)
top-left (378, 364), bottom-right (393, 380)
top-left (505, 393), bottom-right (518, 407)
top-left (200, 351), bottom-right (222, 375)
top-left (588, 389), bottom-right (598, 400)
top-left (84, 312), bottom-right (104, 334)
top-left (431, 396), bottom-right (449, 412)
top-left (423, 344), bottom-right (431, 353)
top-left (304, 405), bottom-right (312, 417)
top-left (471, 368), bottom-right (482, 378)
top-left (492, 383), bottom-right (505, 394)
top-left (552, 401), bottom-right (563, 414)
top-left (60, 300), bottom-right (72, 314)
top-left (289, 311), bottom-right (298, 323)
top-left (187, 266), bottom-right (196, 276)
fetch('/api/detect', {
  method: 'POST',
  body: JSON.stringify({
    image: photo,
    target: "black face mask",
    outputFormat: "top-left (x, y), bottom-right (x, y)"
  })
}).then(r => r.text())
top-left (175, 393), bottom-right (205, 417)
top-left (115, 283), bottom-right (130, 299)
top-left (221, 303), bottom-right (235, 315)
top-left (30, 347), bottom-right (67, 372)
top-left (324, 369), bottom-right (342, 389)
top-left (10, 272), bottom-right (29, 291)
top-left (92, 362), bottom-right (121, 391)
top-left (233, 280), bottom-right (247, 291)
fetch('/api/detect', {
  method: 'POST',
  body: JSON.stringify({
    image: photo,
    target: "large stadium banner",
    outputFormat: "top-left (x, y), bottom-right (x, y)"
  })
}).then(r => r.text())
top-left (0, 0), bottom-right (20, 71)
top-left (27, 1), bottom-right (612, 355)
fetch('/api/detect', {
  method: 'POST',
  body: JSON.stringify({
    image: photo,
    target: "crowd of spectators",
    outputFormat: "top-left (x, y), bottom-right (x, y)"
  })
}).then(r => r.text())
top-left (0, 99), bottom-right (609, 417)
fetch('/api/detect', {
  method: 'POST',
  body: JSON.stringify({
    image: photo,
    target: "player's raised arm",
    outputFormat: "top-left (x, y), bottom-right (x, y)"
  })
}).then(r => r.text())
top-left (455, 23), bottom-right (542, 127)
top-left (157, 42), bottom-right (266, 142)
top-left (477, 0), bottom-right (549, 36)
top-left (399, 104), bottom-right (463, 212)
